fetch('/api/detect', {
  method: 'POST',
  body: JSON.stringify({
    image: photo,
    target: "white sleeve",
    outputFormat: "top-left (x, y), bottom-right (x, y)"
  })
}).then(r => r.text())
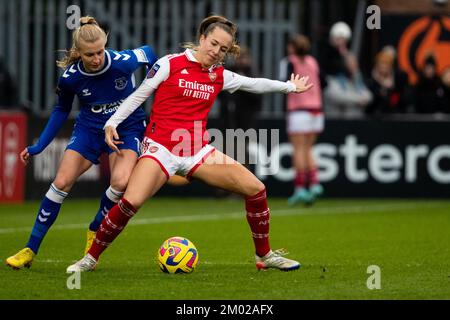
top-left (104, 56), bottom-right (170, 129)
top-left (222, 69), bottom-right (296, 94)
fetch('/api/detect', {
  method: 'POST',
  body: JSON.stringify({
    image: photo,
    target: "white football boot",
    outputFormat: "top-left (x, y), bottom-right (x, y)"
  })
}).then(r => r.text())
top-left (66, 254), bottom-right (97, 273)
top-left (255, 249), bottom-right (300, 271)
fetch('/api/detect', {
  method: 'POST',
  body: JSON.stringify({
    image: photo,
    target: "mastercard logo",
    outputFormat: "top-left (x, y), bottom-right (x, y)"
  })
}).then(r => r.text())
top-left (398, 15), bottom-right (450, 84)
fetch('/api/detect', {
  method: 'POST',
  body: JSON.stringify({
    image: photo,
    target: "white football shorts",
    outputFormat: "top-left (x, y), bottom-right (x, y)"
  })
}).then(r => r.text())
top-left (287, 111), bottom-right (324, 134)
top-left (139, 137), bottom-right (215, 180)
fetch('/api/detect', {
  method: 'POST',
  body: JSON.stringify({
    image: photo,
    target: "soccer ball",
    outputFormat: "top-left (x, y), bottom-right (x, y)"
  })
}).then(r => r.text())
top-left (157, 236), bottom-right (199, 274)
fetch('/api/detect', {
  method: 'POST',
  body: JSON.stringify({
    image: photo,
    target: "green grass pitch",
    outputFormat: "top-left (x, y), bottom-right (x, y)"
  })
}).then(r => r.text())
top-left (0, 198), bottom-right (449, 300)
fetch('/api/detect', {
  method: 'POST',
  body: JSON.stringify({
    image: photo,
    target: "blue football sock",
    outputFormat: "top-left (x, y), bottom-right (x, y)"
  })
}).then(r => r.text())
top-left (26, 184), bottom-right (67, 254)
top-left (88, 186), bottom-right (123, 232)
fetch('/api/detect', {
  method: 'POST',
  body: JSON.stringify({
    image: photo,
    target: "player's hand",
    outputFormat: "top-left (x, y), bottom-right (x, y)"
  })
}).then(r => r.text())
top-left (104, 125), bottom-right (123, 154)
top-left (19, 148), bottom-right (31, 165)
top-left (290, 74), bottom-right (313, 93)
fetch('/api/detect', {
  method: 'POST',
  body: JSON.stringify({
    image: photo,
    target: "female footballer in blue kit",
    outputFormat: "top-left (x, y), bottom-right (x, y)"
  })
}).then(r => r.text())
top-left (5, 16), bottom-right (185, 269)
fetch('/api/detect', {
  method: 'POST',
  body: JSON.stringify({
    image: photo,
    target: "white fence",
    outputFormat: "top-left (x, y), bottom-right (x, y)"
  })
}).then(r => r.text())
top-left (0, 0), bottom-right (301, 118)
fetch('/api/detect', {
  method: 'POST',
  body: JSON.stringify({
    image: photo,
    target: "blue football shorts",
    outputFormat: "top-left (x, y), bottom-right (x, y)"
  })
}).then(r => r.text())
top-left (66, 122), bottom-right (145, 164)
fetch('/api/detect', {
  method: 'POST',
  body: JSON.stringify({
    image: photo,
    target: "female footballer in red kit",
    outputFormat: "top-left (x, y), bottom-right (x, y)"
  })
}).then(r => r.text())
top-left (68, 15), bottom-right (313, 272)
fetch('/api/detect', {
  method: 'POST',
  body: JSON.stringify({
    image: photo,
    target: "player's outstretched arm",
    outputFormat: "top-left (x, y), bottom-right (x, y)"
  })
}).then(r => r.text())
top-left (222, 70), bottom-right (313, 95)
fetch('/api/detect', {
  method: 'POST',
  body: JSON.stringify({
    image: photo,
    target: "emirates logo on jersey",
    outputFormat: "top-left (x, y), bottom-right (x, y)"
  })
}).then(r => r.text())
top-left (208, 72), bottom-right (217, 82)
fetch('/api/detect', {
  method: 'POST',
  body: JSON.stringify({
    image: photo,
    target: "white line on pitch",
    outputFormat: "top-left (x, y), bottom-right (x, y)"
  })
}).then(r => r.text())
top-left (0, 202), bottom-right (445, 235)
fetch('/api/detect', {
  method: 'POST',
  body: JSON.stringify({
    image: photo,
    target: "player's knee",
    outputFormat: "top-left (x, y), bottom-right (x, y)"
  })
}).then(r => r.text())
top-left (110, 175), bottom-right (129, 192)
top-left (245, 180), bottom-right (266, 197)
top-left (122, 192), bottom-right (144, 210)
top-left (52, 177), bottom-right (73, 192)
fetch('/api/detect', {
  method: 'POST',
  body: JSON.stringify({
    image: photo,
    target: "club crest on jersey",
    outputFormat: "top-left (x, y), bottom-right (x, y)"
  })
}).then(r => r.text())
top-left (82, 88), bottom-right (92, 96)
top-left (147, 63), bottom-right (160, 78)
top-left (208, 72), bottom-right (217, 82)
top-left (140, 139), bottom-right (159, 154)
top-left (149, 146), bottom-right (159, 153)
top-left (114, 77), bottom-right (128, 90)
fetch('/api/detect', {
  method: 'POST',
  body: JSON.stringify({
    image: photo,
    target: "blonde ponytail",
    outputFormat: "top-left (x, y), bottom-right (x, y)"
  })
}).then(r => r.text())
top-left (57, 16), bottom-right (107, 69)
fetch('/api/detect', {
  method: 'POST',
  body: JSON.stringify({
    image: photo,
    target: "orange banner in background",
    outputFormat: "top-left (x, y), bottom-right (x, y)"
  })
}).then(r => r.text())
top-left (0, 111), bottom-right (27, 203)
top-left (398, 15), bottom-right (450, 84)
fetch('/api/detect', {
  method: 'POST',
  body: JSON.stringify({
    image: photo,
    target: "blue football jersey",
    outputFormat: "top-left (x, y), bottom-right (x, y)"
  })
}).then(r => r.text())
top-left (56, 45), bottom-right (157, 133)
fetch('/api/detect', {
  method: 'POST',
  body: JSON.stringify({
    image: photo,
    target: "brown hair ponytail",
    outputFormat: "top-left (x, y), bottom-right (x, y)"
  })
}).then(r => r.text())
top-left (183, 15), bottom-right (241, 61)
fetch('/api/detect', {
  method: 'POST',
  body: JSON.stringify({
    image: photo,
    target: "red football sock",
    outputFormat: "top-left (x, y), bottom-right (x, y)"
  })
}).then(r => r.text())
top-left (245, 189), bottom-right (270, 257)
top-left (309, 167), bottom-right (319, 185)
top-left (294, 171), bottom-right (308, 188)
top-left (88, 198), bottom-right (137, 260)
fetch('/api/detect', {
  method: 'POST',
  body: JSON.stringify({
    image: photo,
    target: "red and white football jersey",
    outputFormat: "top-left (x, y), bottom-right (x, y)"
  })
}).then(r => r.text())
top-left (146, 50), bottom-right (224, 156)
top-left (106, 49), bottom-right (297, 156)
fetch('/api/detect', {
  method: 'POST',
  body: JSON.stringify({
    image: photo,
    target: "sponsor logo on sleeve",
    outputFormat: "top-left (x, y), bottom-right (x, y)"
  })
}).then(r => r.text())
top-left (133, 48), bottom-right (148, 63)
top-left (146, 63), bottom-right (160, 79)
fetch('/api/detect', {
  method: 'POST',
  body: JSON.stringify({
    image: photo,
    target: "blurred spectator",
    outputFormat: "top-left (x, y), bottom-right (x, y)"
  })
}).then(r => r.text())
top-left (365, 47), bottom-right (411, 115)
top-left (0, 56), bottom-right (18, 108)
top-left (216, 47), bottom-right (262, 198)
top-left (280, 34), bottom-right (324, 206)
top-left (278, 38), bottom-right (295, 84)
top-left (413, 54), bottom-right (446, 113)
top-left (280, 37), bottom-right (327, 93)
top-left (218, 47), bottom-right (262, 158)
top-left (321, 21), bottom-right (372, 118)
top-left (440, 66), bottom-right (450, 114)
top-left (217, 47), bottom-right (263, 198)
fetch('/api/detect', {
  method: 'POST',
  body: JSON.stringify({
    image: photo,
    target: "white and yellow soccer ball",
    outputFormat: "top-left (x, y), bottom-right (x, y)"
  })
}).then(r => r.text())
top-left (157, 236), bottom-right (199, 274)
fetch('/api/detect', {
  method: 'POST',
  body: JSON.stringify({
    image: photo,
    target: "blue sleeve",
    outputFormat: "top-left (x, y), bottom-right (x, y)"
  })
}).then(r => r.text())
top-left (116, 45), bottom-right (158, 74)
top-left (27, 106), bottom-right (70, 155)
top-left (27, 79), bottom-right (74, 155)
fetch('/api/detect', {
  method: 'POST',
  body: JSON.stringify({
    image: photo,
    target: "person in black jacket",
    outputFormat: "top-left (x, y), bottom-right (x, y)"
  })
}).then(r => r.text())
top-left (438, 66), bottom-right (450, 114)
top-left (413, 54), bottom-right (445, 114)
top-left (366, 48), bottom-right (410, 115)
top-left (0, 56), bottom-right (18, 108)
